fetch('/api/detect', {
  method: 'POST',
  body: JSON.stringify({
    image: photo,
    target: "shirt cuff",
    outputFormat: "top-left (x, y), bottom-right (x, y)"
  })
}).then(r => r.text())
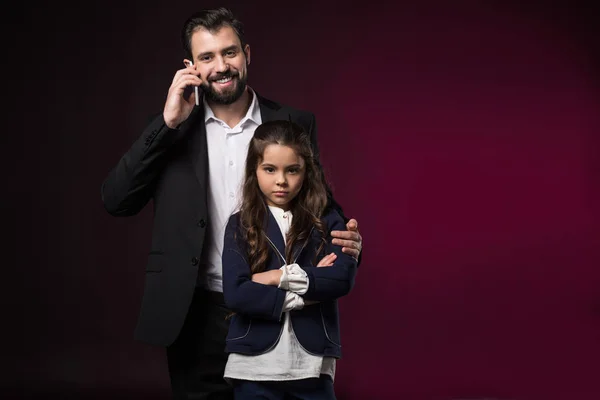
top-left (277, 263), bottom-right (309, 295)
top-left (281, 291), bottom-right (305, 313)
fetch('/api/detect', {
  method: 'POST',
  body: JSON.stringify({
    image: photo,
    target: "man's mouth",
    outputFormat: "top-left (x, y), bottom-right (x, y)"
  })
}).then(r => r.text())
top-left (215, 76), bottom-right (233, 84)
top-left (211, 73), bottom-right (236, 84)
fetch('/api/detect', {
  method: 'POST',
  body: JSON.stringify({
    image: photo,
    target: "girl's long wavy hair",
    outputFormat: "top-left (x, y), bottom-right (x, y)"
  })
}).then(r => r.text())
top-left (238, 120), bottom-right (329, 273)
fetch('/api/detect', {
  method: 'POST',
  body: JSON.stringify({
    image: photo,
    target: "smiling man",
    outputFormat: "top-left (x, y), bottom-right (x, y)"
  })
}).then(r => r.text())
top-left (101, 7), bottom-right (362, 400)
top-left (192, 28), bottom-right (248, 106)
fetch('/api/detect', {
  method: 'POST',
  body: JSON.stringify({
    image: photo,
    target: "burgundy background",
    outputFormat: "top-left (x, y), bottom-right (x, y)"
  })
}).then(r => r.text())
top-left (5, 0), bottom-right (599, 398)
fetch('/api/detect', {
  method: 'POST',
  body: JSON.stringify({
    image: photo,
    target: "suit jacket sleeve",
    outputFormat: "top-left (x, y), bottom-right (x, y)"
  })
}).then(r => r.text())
top-left (101, 114), bottom-right (186, 216)
top-left (301, 210), bottom-right (358, 302)
top-left (222, 215), bottom-right (286, 321)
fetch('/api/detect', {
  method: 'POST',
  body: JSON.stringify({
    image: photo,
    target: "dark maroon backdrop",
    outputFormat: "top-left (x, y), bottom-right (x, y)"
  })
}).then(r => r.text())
top-left (5, 0), bottom-right (599, 399)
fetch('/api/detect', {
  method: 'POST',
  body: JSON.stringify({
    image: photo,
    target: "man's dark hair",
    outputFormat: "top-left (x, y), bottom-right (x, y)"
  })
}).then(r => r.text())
top-left (181, 7), bottom-right (246, 60)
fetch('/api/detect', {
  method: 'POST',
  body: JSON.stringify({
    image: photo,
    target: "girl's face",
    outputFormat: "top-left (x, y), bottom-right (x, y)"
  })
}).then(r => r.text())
top-left (256, 144), bottom-right (305, 210)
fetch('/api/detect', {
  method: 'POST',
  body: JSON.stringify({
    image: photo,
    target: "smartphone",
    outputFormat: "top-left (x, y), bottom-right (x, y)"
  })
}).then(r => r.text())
top-left (184, 60), bottom-right (199, 106)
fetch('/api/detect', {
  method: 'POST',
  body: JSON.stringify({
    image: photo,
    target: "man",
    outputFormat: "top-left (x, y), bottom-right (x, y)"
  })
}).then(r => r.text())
top-left (101, 7), bottom-right (362, 400)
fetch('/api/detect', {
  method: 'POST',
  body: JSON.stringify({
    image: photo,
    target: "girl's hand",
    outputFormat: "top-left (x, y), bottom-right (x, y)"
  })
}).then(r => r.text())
top-left (316, 252), bottom-right (337, 267)
top-left (251, 269), bottom-right (283, 286)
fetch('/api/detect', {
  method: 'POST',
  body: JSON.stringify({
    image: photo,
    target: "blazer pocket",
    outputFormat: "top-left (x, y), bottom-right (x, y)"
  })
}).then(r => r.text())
top-left (145, 252), bottom-right (164, 272)
top-left (227, 315), bottom-right (252, 341)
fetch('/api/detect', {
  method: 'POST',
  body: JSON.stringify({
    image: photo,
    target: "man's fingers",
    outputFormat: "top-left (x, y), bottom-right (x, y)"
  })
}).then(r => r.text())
top-left (171, 64), bottom-right (202, 86)
top-left (330, 230), bottom-right (360, 241)
top-left (346, 218), bottom-right (358, 231)
top-left (174, 76), bottom-right (202, 92)
top-left (331, 238), bottom-right (360, 250)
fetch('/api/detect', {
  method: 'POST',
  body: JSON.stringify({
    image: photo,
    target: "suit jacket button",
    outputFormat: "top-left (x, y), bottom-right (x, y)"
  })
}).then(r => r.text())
top-left (197, 219), bottom-right (206, 228)
top-left (191, 257), bottom-right (199, 266)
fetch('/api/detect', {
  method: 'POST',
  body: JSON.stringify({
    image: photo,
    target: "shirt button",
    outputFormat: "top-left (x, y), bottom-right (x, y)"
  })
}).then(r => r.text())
top-left (229, 192), bottom-right (234, 198)
top-left (229, 160), bottom-right (234, 166)
top-left (197, 219), bottom-right (206, 228)
top-left (191, 257), bottom-right (199, 266)
top-left (283, 215), bottom-right (287, 219)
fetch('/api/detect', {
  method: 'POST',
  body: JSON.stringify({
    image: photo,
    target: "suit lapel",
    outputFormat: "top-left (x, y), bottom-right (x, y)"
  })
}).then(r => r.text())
top-left (183, 106), bottom-right (208, 191)
top-left (258, 92), bottom-right (288, 123)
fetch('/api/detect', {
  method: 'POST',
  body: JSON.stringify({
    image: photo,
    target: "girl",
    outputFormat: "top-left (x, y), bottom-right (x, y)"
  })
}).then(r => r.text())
top-left (221, 120), bottom-right (358, 399)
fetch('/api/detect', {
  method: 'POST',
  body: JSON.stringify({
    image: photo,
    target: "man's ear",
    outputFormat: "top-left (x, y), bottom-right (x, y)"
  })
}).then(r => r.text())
top-left (244, 44), bottom-right (251, 66)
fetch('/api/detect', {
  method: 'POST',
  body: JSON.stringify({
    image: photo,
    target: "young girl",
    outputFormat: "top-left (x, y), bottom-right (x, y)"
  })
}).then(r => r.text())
top-left (221, 120), bottom-right (358, 399)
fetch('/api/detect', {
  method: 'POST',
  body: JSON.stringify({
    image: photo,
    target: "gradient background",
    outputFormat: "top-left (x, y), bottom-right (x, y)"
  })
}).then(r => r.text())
top-left (4, 0), bottom-right (600, 399)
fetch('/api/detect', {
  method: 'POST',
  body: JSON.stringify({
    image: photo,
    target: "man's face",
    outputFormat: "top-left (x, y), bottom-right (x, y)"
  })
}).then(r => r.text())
top-left (190, 25), bottom-right (250, 105)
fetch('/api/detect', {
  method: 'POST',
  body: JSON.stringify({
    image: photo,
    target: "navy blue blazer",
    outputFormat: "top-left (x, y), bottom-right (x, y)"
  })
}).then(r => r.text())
top-left (222, 207), bottom-right (358, 358)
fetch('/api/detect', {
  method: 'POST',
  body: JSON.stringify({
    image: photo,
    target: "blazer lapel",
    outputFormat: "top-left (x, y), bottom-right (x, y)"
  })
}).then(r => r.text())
top-left (183, 105), bottom-right (208, 191)
top-left (290, 227), bottom-right (317, 264)
top-left (265, 208), bottom-right (287, 266)
top-left (264, 208), bottom-right (319, 266)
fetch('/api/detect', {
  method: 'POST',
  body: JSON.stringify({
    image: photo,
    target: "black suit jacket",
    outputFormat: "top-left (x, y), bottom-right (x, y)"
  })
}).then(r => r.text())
top-left (101, 93), bottom-right (347, 346)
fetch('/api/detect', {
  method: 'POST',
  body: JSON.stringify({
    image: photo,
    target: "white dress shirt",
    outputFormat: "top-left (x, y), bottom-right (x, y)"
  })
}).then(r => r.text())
top-left (199, 89), bottom-right (262, 292)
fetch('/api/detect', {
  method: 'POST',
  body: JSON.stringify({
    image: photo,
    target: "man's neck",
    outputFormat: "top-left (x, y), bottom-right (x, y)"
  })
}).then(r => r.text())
top-left (207, 87), bottom-right (252, 128)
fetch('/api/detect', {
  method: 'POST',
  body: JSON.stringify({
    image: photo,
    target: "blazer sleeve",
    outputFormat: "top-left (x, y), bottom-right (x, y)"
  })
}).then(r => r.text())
top-left (301, 210), bottom-right (358, 302)
top-left (100, 113), bottom-right (187, 216)
top-left (222, 215), bottom-right (286, 321)
top-left (305, 113), bottom-right (363, 268)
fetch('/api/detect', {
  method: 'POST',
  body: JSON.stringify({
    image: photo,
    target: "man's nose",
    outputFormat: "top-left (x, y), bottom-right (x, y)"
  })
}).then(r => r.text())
top-left (214, 56), bottom-right (228, 72)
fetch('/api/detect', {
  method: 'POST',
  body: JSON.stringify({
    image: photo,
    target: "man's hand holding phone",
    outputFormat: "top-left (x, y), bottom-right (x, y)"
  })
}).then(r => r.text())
top-left (163, 59), bottom-right (202, 129)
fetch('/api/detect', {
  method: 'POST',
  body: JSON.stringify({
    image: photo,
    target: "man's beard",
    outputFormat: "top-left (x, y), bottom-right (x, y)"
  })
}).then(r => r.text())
top-left (201, 71), bottom-right (247, 105)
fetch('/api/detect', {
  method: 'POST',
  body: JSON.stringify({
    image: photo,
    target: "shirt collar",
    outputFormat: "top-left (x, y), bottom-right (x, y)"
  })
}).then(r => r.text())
top-left (268, 205), bottom-right (292, 220)
top-left (203, 87), bottom-right (261, 126)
